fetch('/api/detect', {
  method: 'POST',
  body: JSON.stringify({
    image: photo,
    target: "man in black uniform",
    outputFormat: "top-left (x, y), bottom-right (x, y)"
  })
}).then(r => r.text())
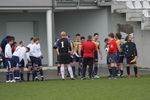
top-left (122, 35), bottom-right (139, 78)
top-left (57, 32), bottom-right (74, 80)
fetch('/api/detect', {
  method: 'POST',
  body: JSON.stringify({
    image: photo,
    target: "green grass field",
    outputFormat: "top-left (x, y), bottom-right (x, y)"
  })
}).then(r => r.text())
top-left (0, 76), bottom-right (150, 100)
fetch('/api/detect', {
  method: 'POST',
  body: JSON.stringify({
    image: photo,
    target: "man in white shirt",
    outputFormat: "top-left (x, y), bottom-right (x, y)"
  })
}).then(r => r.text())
top-left (30, 38), bottom-right (44, 81)
top-left (5, 37), bottom-right (14, 83)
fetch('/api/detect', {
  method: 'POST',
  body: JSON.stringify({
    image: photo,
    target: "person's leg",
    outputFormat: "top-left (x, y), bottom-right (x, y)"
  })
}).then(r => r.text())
top-left (82, 58), bottom-right (87, 79)
top-left (133, 64), bottom-right (140, 77)
top-left (60, 64), bottom-right (65, 79)
top-left (67, 64), bottom-right (74, 79)
top-left (88, 58), bottom-right (94, 79)
top-left (119, 63), bottom-right (124, 77)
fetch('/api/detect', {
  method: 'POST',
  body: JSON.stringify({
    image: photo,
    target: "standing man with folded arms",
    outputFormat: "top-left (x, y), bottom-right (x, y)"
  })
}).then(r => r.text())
top-left (81, 35), bottom-right (97, 80)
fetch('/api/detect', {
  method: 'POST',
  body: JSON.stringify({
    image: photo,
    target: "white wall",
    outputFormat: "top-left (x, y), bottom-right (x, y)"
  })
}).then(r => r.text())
top-left (54, 8), bottom-right (111, 64)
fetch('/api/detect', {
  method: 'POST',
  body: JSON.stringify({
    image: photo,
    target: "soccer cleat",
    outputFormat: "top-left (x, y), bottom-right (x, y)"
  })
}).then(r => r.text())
top-left (62, 78), bottom-right (65, 80)
top-left (81, 77), bottom-right (86, 80)
top-left (94, 75), bottom-right (100, 79)
top-left (127, 75), bottom-right (131, 78)
top-left (135, 74), bottom-right (140, 78)
top-left (10, 80), bottom-right (16, 83)
top-left (6, 80), bottom-right (11, 83)
top-left (41, 76), bottom-right (44, 81)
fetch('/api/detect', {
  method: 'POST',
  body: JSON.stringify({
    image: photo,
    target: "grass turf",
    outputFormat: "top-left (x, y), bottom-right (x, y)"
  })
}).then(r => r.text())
top-left (0, 76), bottom-right (150, 100)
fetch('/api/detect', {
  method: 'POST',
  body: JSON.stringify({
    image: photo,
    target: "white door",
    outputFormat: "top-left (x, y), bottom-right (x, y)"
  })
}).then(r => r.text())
top-left (6, 22), bottom-right (34, 44)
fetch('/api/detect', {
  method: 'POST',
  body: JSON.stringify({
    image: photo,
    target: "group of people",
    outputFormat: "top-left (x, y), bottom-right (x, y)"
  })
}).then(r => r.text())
top-left (54, 32), bottom-right (139, 80)
top-left (0, 31), bottom-right (140, 82)
top-left (1, 36), bottom-right (44, 83)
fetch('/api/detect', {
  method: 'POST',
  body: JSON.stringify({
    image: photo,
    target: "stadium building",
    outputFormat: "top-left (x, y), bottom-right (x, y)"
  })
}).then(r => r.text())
top-left (0, 0), bottom-right (150, 68)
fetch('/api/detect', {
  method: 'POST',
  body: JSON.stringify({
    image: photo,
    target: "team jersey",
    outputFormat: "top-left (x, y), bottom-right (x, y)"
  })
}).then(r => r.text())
top-left (5, 44), bottom-right (12, 58)
top-left (122, 41), bottom-right (137, 57)
top-left (93, 40), bottom-right (100, 50)
top-left (30, 43), bottom-right (42, 57)
top-left (13, 46), bottom-right (26, 61)
top-left (57, 38), bottom-right (71, 54)
top-left (108, 39), bottom-right (117, 54)
top-left (73, 40), bottom-right (82, 56)
top-left (81, 41), bottom-right (97, 58)
top-left (116, 40), bottom-right (124, 52)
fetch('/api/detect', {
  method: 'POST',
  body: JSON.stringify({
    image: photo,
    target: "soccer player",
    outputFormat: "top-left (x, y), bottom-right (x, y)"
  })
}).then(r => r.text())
top-left (57, 32), bottom-right (74, 80)
top-left (26, 37), bottom-right (35, 81)
top-left (81, 35), bottom-right (97, 80)
top-left (5, 37), bottom-right (15, 83)
top-left (17, 41), bottom-right (26, 81)
top-left (122, 35), bottom-right (139, 78)
top-left (104, 38), bottom-right (111, 77)
top-left (12, 45), bottom-right (30, 81)
top-left (92, 33), bottom-right (103, 78)
top-left (30, 38), bottom-right (44, 81)
top-left (115, 33), bottom-right (125, 77)
top-left (107, 33), bottom-right (118, 79)
top-left (53, 38), bottom-right (61, 76)
top-left (73, 34), bottom-right (82, 77)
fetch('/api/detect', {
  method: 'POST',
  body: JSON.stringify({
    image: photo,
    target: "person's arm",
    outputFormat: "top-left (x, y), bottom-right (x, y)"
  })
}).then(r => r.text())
top-left (5, 45), bottom-right (12, 58)
top-left (134, 43), bottom-right (138, 59)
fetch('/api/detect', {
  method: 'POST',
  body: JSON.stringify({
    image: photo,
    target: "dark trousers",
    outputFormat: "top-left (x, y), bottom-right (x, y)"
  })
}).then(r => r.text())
top-left (82, 57), bottom-right (94, 78)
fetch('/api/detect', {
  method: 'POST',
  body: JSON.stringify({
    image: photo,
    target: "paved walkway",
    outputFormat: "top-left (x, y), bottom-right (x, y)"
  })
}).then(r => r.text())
top-left (0, 66), bottom-right (150, 82)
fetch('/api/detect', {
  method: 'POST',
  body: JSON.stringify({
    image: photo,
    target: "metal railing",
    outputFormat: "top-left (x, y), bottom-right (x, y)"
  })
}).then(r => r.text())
top-left (54, 0), bottom-right (112, 7)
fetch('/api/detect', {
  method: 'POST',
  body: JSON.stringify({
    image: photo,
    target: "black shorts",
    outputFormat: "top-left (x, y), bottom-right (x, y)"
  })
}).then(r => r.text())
top-left (116, 52), bottom-right (124, 63)
top-left (107, 55), bottom-right (110, 65)
top-left (59, 53), bottom-right (70, 64)
top-left (30, 56), bottom-right (42, 67)
top-left (11, 56), bottom-right (20, 67)
top-left (94, 51), bottom-right (98, 62)
top-left (5, 58), bottom-right (12, 69)
top-left (83, 57), bottom-right (94, 66)
top-left (126, 56), bottom-right (136, 64)
top-left (18, 59), bottom-right (25, 68)
top-left (107, 53), bottom-right (117, 64)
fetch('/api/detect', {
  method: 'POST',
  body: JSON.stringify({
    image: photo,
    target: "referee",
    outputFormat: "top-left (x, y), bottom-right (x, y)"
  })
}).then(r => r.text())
top-left (81, 35), bottom-right (97, 80)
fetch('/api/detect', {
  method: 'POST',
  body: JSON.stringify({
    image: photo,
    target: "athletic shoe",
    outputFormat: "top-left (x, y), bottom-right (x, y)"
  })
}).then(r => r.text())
top-left (135, 74), bottom-right (140, 78)
top-left (127, 75), bottom-right (131, 78)
top-left (41, 76), bottom-right (44, 81)
top-left (94, 75), bottom-right (100, 79)
top-left (62, 78), bottom-right (65, 80)
top-left (10, 80), bottom-right (16, 83)
top-left (81, 77), bottom-right (86, 80)
top-left (6, 80), bottom-right (11, 83)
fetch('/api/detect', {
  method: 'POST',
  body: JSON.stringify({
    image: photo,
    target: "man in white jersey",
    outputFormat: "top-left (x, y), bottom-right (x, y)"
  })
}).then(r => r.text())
top-left (26, 37), bottom-right (35, 81)
top-left (12, 45), bottom-right (30, 81)
top-left (30, 38), bottom-right (44, 81)
top-left (5, 37), bottom-right (14, 83)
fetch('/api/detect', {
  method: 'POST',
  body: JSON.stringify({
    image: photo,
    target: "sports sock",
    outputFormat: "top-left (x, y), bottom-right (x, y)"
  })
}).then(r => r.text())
top-left (20, 72), bottom-right (24, 80)
top-left (120, 70), bottom-right (123, 76)
top-left (57, 66), bottom-right (60, 73)
top-left (32, 70), bottom-right (35, 80)
top-left (126, 66), bottom-right (130, 75)
top-left (112, 67), bottom-right (117, 77)
top-left (134, 66), bottom-right (138, 75)
top-left (39, 69), bottom-right (44, 76)
top-left (72, 66), bottom-right (76, 75)
top-left (6, 72), bottom-right (10, 81)
top-left (27, 71), bottom-right (30, 81)
top-left (94, 66), bottom-right (98, 75)
top-left (9, 72), bottom-right (13, 80)
top-left (68, 65), bottom-right (74, 78)
top-left (60, 66), bottom-right (65, 79)
top-left (34, 70), bottom-right (38, 78)
top-left (108, 67), bottom-right (112, 76)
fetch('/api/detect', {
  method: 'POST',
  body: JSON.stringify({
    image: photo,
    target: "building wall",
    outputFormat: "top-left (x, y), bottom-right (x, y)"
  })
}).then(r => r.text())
top-left (0, 0), bottom-right (52, 6)
top-left (110, 12), bottom-right (150, 68)
top-left (54, 8), bottom-right (111, 64)
top-left (0, 13), bottom-right (48, 64)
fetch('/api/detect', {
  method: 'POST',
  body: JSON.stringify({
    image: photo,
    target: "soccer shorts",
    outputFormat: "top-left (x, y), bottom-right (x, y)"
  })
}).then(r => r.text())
top-left (11, 56), bottom-right (20, 67)
top-left (30, 56), bottom-right (42, 67)
top-left (5, 58), bottom-right (12, 69)
top-left (126, 56), bottom-right (136, 64)
top-left (59, 53), bottom-right (70, 64)
top-left (73, 54), bottom-right (79, 62)
top-left (18, 59), bottom-right (25, 68)
top-left (116, 52), bottom-right (124, 63)
top-left (107, 53), bottom-right (117, 64)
